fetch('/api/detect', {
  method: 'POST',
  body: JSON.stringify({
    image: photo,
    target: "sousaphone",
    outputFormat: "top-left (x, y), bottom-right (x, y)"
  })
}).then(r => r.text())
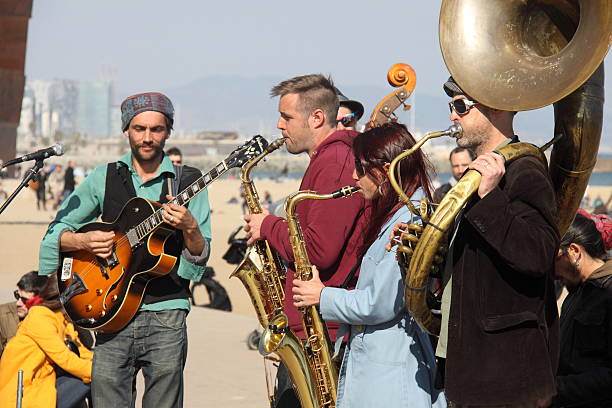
top-left (398, 0), bottom-right (612, 335)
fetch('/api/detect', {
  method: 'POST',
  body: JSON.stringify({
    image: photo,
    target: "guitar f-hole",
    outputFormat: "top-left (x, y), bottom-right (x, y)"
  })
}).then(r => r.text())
top-left (102, 268), bottom-right (126, 311)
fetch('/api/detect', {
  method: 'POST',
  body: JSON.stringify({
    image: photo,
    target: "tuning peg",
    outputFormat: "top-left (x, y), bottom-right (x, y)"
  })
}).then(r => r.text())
top-left (403, 104), bottom-right (412, 111)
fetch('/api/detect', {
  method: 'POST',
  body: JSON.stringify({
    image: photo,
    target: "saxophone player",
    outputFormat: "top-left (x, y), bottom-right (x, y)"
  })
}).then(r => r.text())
top-left (293, 122), bottom-right (446, 407)
top-left (244, 74), bottom-right (368, 407)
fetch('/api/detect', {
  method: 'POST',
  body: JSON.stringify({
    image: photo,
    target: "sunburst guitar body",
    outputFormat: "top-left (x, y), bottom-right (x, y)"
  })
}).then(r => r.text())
top-left (56, 135), bottom-right (268, 332)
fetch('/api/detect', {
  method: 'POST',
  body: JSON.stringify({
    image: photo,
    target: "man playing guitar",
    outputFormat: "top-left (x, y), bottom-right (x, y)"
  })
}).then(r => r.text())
top-left (38, 92), bottom-right (211, 408)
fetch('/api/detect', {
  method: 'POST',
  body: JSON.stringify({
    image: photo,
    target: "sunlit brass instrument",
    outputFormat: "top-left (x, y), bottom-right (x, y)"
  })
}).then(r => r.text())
top-left (259, 311), bottom-right (319, 408)
top-left (439, 0), bottom-right (612, 234)
top-left (392, 0), bottom-right (611, 335)
top-left (262, 186), bottom-right (360, 408)
top-left (236, 138), bottom-right (318, 408)
top-left (230, 137), bottom-right (287, 328)
top-left (392, 139), bottom-right (547, 334)
top-left (389, 124), bottom-right (462, 215)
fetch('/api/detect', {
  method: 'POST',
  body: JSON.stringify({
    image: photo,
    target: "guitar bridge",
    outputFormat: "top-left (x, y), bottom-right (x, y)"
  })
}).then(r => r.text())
top-left (95, 257), bottom-right (110, 279)
top-left (59, 273), bottom-right (88, 305)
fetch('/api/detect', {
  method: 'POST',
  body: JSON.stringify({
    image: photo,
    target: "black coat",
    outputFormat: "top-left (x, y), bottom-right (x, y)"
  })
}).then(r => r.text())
top-left (445, 155), bottom-right (560, 405)
top-left (434, 181), bottom-right (453, 203)
top-left (554, 260), bottom-right (612, 408)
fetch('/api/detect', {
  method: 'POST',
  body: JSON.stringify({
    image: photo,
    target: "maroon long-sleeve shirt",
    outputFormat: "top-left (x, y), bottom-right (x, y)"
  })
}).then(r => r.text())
top-left (260, 130), bottom-right (368, 341)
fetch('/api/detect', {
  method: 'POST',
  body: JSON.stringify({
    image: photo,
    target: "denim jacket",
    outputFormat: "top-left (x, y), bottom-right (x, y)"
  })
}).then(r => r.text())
top-left (320, 205), bottom-right (446, 407)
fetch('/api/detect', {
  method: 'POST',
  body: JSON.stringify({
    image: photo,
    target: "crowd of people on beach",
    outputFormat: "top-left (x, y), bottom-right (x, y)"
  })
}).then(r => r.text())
top-left (0, 73), bottom-right (610, 408)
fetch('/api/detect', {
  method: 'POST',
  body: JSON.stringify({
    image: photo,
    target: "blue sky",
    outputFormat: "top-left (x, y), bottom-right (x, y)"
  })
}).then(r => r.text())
top-left (24, 0), bottom-right (612, 149)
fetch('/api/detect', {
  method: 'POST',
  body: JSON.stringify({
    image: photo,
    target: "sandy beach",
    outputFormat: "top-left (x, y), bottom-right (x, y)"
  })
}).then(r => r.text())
top-left (0, 173), bottom-right (609, 407)
top-left (0, 175), bottom-right (300, 407)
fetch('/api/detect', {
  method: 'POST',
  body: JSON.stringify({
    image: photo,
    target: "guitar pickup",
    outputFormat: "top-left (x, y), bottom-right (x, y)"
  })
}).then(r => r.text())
top-left (59, 273), bottom-right (88, 305)
top-left (126, 228), bottom-right (140, 248)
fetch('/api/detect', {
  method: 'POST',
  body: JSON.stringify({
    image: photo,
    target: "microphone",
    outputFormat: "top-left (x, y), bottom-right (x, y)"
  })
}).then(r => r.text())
top-left (2, 144), bottom-right (64, 167)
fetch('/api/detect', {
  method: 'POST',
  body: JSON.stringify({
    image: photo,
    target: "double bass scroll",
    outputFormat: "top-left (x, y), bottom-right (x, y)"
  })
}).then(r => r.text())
top-left (366, 63), bottom-right (417, 130)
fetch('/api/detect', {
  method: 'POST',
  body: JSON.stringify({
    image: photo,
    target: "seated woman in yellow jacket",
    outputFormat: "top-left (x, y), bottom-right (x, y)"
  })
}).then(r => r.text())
top-left (0, 274), bottom-right (92, 408)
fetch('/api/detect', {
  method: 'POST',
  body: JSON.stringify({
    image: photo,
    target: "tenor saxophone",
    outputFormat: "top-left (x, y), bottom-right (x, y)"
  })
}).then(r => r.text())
top-left (231, 137), bottom-right (287, 328)
top-left (279, 186), bottom-right (359, 408)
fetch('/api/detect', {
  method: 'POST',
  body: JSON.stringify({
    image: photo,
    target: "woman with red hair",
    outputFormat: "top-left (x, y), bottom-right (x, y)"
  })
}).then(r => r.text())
top-left (293, 122), bottom-right (446, 407)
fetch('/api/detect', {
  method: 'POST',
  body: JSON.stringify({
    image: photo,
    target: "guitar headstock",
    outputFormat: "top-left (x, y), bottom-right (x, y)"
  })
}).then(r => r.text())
top-left (225, 135), bottom-right (269, 169)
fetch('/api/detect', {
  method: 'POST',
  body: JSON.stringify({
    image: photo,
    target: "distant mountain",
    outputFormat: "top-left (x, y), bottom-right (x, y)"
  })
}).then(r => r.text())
top-left (157, 75), bottom-right (611, 151)
top-left (161, 75), bottom-right (282, 136)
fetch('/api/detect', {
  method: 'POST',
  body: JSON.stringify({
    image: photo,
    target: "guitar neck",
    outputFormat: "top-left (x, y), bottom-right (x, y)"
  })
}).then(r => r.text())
top-left (135, 160), bottom-right (228, 239)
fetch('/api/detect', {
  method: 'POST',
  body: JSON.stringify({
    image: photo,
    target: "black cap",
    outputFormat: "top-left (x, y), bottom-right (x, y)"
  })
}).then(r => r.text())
top-left (443, 76), bottom-right (467, 98)
top-left (335, 88), bottom-right (364, 121)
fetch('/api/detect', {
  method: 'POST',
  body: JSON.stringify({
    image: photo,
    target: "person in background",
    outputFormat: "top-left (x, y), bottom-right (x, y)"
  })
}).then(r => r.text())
top-left (34, 165), bottom-right (51, 211)
top-left (166, 146), bottom-right (183, 166)
top-left (0, 275), bottom-right (92, 408)
top-left (0, 271), bottom-right (47, 356)
top-left (553, 212), bottom-right (612, 407)
top-left (335, 88), bottom-right (364, 131)
top-left (433, 147), bottom-right (476, 202)
top-left (60, 160), bottom-right (76, 204)
top-left (0, 181), bottom-right (7, 200)
top-left (293, 122), bottom-right (446, 407)
top-left (48, 164), bottom-right (64, 209)
top-left (263, 190), bottom-right (273, 206)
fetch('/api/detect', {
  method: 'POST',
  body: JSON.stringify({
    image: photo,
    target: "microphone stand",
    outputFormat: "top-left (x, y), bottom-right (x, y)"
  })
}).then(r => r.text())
top-left (0, 159), bottom-right (45, 216)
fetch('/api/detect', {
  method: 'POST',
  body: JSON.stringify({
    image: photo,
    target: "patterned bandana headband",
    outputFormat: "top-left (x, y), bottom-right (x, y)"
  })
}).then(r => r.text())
top-left (578, 208), bottom-right (612, 251)
top-left (120, 92), bottom-right (175, 131)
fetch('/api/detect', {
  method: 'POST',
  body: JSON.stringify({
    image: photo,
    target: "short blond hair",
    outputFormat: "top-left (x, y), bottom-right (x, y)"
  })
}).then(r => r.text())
top-left (271, 74), bottom-right (339, 126)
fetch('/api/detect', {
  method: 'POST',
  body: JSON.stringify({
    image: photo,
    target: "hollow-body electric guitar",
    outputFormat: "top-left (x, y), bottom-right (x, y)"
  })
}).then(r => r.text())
top-left (57, 136), bottom-right (267, 333)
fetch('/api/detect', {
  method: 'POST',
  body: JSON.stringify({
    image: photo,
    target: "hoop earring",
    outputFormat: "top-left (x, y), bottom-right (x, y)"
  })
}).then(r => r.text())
top-left (377, 185), bottom-right (383, 196)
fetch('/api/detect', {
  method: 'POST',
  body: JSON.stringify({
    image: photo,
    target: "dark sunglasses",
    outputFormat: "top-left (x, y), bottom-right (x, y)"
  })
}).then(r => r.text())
top-left (338, 112), bottom-right (357, 127)
top-left (354, 158), bottom-right (366, 177)
top-left (448, 98), bottom-right (479, 116)
top-left (13, 290), bottom-right (30, 303)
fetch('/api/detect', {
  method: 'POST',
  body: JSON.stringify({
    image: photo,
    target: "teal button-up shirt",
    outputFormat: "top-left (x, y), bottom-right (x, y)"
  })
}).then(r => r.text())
top-left (38, 152), bottom-right (212, 312)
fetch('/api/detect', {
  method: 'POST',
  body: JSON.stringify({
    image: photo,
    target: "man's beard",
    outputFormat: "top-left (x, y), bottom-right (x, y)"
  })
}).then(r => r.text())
top-left (130, 142), bottom-right (164, 163)
top-left (456, 127), bottom-right (487, 152)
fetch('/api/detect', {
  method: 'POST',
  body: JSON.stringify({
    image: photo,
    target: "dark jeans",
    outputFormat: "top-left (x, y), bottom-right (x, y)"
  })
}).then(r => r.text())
top-left (92, 309), bottom-right (188, 408)
top-left (56, 374), bottom-right (90, 408)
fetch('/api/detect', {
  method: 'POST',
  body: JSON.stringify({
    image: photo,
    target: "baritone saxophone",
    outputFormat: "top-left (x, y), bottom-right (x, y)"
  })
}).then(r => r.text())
top-left (231, 137), bottom-right (287, 328)
top-left (279, 185), bottom-right (359, 408)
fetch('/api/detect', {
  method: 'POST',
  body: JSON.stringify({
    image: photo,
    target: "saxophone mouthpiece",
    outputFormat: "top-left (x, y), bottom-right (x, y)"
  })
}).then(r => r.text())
top-left (331, 185), bottom-right (361, 199)
top-left (267, 137), bottom-right (286, 152)
top-left (446, 123), bottom-right (463, 138)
